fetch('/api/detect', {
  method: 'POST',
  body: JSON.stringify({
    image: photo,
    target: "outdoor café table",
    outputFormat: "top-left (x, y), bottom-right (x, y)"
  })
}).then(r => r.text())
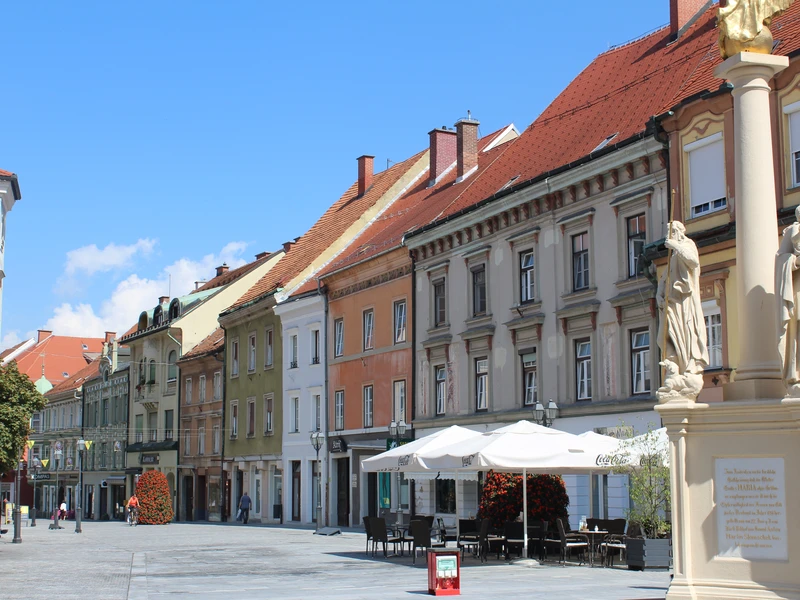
top-left (387, 524), bottom-right (408, 556)
top-left (581, 530), bottom-right (609, 566)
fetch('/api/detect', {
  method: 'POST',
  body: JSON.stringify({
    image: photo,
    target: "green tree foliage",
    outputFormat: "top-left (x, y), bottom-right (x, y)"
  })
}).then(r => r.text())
top-left (136, 470), bottom-right (174, 524)
top-left (611, 426), bottom-right (670, 538)
top-left (478, 471), bottom-right (570, 529)
top-left (0, 361), bottom-right (47, 473)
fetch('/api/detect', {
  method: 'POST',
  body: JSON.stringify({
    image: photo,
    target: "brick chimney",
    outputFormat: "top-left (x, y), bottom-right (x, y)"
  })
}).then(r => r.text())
top-left (37, 329), bottom-right (52, 343)
top-left (255, 251), bottom-right (269, 260)
top-left (456, 114), bottom-right (480, 182)
top-left (670, 0), bottom-right (710, 38)
top-left (158, 295), bottom-right (169, 305)
top-left (215, 264), bottom-right (229, 277)
top-left (428, 127), bottom-right (457, 187)
top-left (104, 331), bottom-right (115, 344)
top-left (357, 155), bottom-right (374, 196)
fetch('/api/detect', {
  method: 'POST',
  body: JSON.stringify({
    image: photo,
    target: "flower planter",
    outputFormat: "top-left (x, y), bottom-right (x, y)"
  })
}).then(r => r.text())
top-left (626, 538), bottom-right (671, 570)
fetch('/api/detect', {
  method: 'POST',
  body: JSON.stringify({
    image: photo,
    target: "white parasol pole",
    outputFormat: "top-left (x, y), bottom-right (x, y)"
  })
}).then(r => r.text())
top-left (523, 468), bottom-right (528, 558)
top-left (455, 471), bottom-right (460, 542)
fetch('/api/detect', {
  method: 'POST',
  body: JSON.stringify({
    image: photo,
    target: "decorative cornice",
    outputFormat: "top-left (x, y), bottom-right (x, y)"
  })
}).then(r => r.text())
top-left (329, 264), bottom-right (412, 301)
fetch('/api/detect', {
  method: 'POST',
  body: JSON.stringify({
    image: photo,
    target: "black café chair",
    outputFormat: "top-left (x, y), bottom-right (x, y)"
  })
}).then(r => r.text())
top-left (546, 518), bottom-right (589, 565)
top-left (411, 518), bottom-right (446, 564)
top-left (370, 517), bottom-right (402, 558)
top-left (527, 520), bottom-right (548, 560)
top-left (503, 521), bottom-right (525, 560)
top-left (363, 516), bottom-right (374, 555)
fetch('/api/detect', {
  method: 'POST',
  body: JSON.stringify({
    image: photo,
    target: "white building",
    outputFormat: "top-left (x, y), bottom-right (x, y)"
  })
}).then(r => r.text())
top-left (0, 169), bottom-right (21, 339)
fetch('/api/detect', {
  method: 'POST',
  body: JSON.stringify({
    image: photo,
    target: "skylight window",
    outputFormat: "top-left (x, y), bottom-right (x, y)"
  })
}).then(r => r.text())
top-left (498, 175), bottom-right (521, 193)
top-left (592, 133), bottom-right (618, 153)
top-left (82, 344), bottom-right (89, 350)
top-left (62, 372), bottom-right (69, 377)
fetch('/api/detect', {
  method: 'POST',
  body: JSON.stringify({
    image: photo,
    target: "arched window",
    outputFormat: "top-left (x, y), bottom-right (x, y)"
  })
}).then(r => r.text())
top-left (167, 350), bottom-right (178, 383)
top-left (149, 360), bottom-right (156, 383)
top-left (153, 306), bottom-right (163, 327)
top-left (138, 312), bottom-right (149, 331)
top-left (168, 299), bottom-right (180, 321)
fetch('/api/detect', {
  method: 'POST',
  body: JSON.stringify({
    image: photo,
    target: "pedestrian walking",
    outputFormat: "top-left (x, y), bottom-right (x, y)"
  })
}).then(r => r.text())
top-left (238, 492), bottom-right (251, 524)
top-left (60, 501), bottom-right (67, 520)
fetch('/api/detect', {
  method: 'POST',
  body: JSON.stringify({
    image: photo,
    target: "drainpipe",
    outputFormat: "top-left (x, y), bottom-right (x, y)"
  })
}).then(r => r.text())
top-left (317, 277), bottom-right (330, 527)
top-left (219, 324), bottom-right (228, 522)
top-left (409, 250), bottom-right (417, 519)
top-left (167, 329), bottom-right (182, 522)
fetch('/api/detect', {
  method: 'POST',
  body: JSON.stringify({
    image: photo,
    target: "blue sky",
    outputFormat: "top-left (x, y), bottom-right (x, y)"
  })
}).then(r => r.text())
top-left (1, 1), bottom-right (667, 349)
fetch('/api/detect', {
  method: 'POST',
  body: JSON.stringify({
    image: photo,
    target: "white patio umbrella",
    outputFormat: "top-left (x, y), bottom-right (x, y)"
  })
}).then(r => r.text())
top-left (422, 420), bottom-right (600, 557)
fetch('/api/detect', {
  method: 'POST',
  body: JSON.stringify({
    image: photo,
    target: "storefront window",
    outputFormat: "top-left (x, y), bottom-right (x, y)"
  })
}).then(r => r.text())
top-left (435, 479), bottom-right (456, 514)
top-left (379, 473), bottom-right (391, 509)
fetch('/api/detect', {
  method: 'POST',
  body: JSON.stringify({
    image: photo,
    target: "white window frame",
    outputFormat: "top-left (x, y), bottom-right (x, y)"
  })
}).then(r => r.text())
top-left (703, 300), bottom-right (723, 368)
top-left (313, 394), bottom-right (321, 432)
top-left (264, 394), bottom-right (274, 435)
top-left (393, 380), bottom-right (406, 423)
top-left (289, 334), bottom-right (298, 369)
top-left (212, 424), bottom-right (220, 454)
top-left (185, 377), bottom-right (192, 404)
top-left (626, 214), bottom-right (646, 278)
top-left (247, 398), bottom-right (256, 438)
top-left (231, 338), bottom-right (240, 377)
top-left (184, 428), bottom-right (191, 456)
top-left (198, 375), bottom-right (206, 403)
top-left (631, 330), bottom-right (651, 395)
top-left (265, 328), bottom-right (274, 368)
top-left (394, 300), bottom-right (407, 344)
top-left (248, 332), bottom-right (257, 372)
top-left (572, 232), bottom-right (590, 291)
top-left (471, 264), bottom-right (487, 317)
top-left (334, 390), bottom-right (344, 431)
top-left (435, 366), bottom-right (446, 415)
top-left (520, 250), bottom-right (535, 303)
top-left (522, 350), bottom-right (537, 406)
top-left (363, 385), bottom-right (374, 428)
top-left (685, 132), bottom-right (727, 218)
top-left (311, 329), bottom-right (320, 364)
top-left (213, 371), bottom-right (222, 400)
top-left (433, 278), bottom-right (447, 327)
top-left (576, 340), bottom-right (592, 401)
top-left (475, 358), bottom-right (489, 411)
top-left (230, 401), bottom-right (239, 439)
top-left (363, 309), bottom-right (375, 351)
top-left (198, 424), bottom-right (206, 456)
top-left (334, 319), bottom-right (344, 357)
top-left (291, 397), bottom-right (300, 433)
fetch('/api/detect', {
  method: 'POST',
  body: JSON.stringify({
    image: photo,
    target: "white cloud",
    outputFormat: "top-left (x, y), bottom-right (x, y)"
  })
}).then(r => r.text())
top-left (64, 239), bottom-right (157, 277)
top-left (0, 330), bottom-right (29, 353)
top-left (44, 243), bottom-right (249, 337)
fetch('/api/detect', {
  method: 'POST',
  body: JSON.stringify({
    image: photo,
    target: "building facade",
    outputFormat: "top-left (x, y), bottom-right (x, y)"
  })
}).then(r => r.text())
top-left (176, 329), bottom-right (225, 521)
top-left (0, 168), bottom-right (21, 340)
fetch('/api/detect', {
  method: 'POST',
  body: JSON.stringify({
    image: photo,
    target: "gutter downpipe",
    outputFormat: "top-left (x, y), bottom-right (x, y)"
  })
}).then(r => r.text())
top-left (318, 277), bottom-right (330, 527)
top-left (167, 329), bottom-right (182, 522)
top-left (409, 250), bottom-right (417, 519)
top-left (219, 324), bottom-right (228, 522)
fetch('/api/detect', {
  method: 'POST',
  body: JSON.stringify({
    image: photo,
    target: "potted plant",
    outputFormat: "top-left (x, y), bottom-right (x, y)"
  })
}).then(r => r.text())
top-left (612, 425), bottom-right (671, 570)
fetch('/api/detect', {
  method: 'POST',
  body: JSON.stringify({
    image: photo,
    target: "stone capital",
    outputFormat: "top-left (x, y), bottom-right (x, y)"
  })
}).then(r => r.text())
top-left (714, 51), bottom-right (789, 83)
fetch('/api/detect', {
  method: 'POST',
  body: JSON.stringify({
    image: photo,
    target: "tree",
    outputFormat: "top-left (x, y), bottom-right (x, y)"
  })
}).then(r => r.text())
top-left (0, 361), bottom-right (47, 473)
top-left (478, 471), bottom-right (570, 530)
top-left (611, 426), bottom-right (670, 538)
top-left (135, 470), bottom-right (174, 524)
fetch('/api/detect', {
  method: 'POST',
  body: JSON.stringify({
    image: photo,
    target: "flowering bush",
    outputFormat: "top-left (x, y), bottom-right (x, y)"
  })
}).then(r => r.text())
top-left (478, 471), bottom-right (569, 529)
top-left (135, 470), bottom-right (174, 525)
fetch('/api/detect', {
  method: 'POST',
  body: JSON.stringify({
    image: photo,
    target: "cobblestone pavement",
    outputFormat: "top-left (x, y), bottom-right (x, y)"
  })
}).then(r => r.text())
top-left (0, 521), bottom-right (670, 599)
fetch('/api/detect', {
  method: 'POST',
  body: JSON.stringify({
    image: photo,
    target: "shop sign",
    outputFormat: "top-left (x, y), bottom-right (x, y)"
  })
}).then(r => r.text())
top-left (29, 473), bottom-right (51, 481)
top-left (330, 438), bottom-right (347, 453)
top-left (386, 438), bottom-right (412, 451)
top-left (140, 454), bottom-right (159, 465)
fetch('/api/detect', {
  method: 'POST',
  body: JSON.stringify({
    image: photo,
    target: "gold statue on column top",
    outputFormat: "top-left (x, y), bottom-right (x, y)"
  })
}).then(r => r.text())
top-left (719, 0), bottom-right (794, 59)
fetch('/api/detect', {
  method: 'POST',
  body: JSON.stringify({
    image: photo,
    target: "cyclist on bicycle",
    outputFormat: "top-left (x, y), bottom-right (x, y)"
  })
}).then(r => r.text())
top-left (126, 494), bottom-right (140, 524)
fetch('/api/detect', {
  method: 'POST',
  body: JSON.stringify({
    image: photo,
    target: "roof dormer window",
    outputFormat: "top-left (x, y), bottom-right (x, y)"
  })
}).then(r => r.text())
top-left (168, 299), bottom-right (181, 321)
top-left (153, 306), bottom-right (163, 327)
top-left (591, 133), bottom-right (618, 153)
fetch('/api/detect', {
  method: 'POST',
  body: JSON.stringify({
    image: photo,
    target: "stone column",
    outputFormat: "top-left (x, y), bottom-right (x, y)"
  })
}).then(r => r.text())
top-left (714, 52), bottom-right (787, 400)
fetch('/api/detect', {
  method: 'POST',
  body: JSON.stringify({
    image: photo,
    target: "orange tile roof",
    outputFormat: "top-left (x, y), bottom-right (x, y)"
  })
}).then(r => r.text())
top-left (178, 327), bottom-right (224, 361)
top-left (316, 129), bottom-right (518, 280)
top-left (226, 150), bottom-right (427, 312)
top-left (8, 334), bottom-right (105, 385)
top-left (0, 169), bottom-right (13, 177)
top-left (44, 357), bottom-right (101, 397)
top-left (194, 251), bottom-right (280, 293)
top-left (0, 340), bottom-right (28, 361)
top-left (405, 4), bottom-right (800, 236)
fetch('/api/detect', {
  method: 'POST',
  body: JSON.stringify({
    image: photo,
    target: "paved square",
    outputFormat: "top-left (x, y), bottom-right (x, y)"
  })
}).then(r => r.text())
top-left (0, 522), bottom-right (669, 599)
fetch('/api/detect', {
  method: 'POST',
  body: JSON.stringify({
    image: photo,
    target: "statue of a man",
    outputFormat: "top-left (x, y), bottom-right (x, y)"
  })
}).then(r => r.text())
top-left (776, 206), bottom-right (800, 395)
top-left (719, 0), bottom-right (794, 59)
top-left (656, 221), bottom-right (709, 401)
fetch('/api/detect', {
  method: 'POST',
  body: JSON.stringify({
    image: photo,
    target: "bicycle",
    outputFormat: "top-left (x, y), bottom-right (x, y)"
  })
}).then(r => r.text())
top-left (127, 507), bottom-right (138, 527)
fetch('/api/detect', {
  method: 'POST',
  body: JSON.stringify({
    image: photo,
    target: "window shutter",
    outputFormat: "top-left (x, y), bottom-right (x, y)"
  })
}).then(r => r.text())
top-left (688, 137), bottom-right (725, 209)
top-left (791, 111), bottom-right (800, 156)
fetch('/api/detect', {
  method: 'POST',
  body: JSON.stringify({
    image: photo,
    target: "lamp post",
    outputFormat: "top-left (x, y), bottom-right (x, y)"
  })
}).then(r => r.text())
top-left (309, 431), bottom-right (323, 533)
top-left (12, 451), bottom-right (24, 543)
top-left (51, 443), bottom-right (63, 530)
top-left (75, 439), bottom-right (86, 534)
top-left (533, 399), bottom-right (559, 428)
top-left (388, 419), bottom-right (407, 529)
top-left (30, 456), bottom-right (40, 527)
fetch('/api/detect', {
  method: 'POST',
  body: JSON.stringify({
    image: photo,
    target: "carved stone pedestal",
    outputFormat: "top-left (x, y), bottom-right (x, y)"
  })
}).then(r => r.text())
top-left (658, 398), bottom-right (800, 599)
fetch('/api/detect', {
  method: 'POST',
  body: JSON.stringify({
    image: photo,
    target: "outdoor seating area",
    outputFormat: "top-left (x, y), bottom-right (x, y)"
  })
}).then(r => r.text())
top-left (361, 513), bottom-right (666, 571)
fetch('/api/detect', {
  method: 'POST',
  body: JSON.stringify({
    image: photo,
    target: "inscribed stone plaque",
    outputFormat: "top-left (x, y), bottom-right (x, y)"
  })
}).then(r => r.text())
top-left (715, 457), bottom-right (787, 560)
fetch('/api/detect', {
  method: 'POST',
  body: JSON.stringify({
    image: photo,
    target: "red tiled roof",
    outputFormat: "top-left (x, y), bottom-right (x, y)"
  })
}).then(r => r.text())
top-left (0, 169), bottom-right (13, 177)
top-left (178, 327), bottom-right (224, 361)
top-left (226, 150), bottom-right (427, 312)
top-left (0, 340), bottom-right (28, 361)
top-left (407, 4), bottom-right (800, 233)
top-left (194, 251), bottom-right (280, 293)
top-left (316, 129), bottom-right (518, 280)
top-left (7, 334), bottom-right (105, 385)
top-left (45, 357), bottom-right (101, 397)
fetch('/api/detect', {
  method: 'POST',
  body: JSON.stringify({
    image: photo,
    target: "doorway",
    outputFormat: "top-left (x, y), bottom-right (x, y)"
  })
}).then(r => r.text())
top-left (99, 486), bottom-right (108, 519)
top-left (183, 475), bottom-right (194, 521)
top-left (367, 473), bottom-right (378, 518)
top-left (291, 461), bottom-right (301, 521)
top-left (253, 471), bottom-right (261, 519)
top-left (336, 458), bottom-right (350, 527)
top-left (197, 476), bottom-right (207, 521)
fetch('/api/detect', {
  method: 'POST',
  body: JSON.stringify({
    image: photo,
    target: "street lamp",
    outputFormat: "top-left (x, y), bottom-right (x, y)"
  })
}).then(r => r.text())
top-left (12, 450), bottom-right (24, 543)
top-left (29, 456), bottom-right (40, 527)
top-left (75, 439), bottom-right (88, 534)
top-left (309, 432), bottom-right (324, 533)
top-left (533, 399), bottom-right (559, 428)
top-left (388, 419), bottom-right (407, 529)
top-left (51, 443), bottom-right (63, 530)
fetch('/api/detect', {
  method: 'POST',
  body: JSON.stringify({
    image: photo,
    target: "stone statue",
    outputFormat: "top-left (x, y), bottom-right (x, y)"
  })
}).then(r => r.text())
top-left (656, 221), bottom-right (709, 401)
top-left (776, 206), bottom-right (800, 395)
top-left (719, 0), bottom-right (794, 59)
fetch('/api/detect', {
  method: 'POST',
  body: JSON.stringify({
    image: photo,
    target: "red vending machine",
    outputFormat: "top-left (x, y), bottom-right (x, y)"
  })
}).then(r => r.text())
top-left (426, 548), bottom-right (461, 596)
